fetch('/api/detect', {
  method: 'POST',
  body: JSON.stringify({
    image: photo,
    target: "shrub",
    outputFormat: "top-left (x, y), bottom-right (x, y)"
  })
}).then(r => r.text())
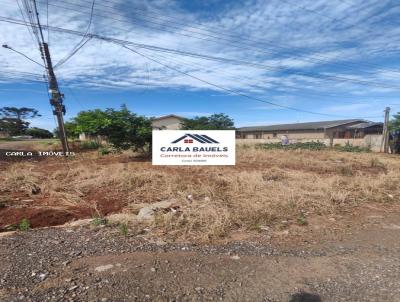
top-left (80, 141), bottom-right (100, 150)
top-left (66, 105), bottom-right (152, 154)
top-left (25, 127), bottom-right (53, 138)
top-left (18, 218), bottom-right (30, 231)
top-left (257, 141), bottom-right (326, 151)
top-left (297, 216), bottom-right (308, 226)
top-left (335, 142), bottom-right (370, 153)
top-left (91, 216), bottom-right (108, 226)
top-left (119, 223), bottom-right (129, 236)
top-left (98, 147), bottom-right (111, 156)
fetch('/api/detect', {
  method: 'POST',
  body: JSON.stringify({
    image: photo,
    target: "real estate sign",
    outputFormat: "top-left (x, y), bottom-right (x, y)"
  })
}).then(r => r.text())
top-left (152, 130), bottom-right (235, 165)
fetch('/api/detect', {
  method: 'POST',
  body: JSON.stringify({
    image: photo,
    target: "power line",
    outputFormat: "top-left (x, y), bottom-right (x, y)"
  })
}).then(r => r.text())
top-left (45, 1), bottom-right (400, 74)
top-left (45, 0), bottom-right (49, 43)
top-left (118, 44), bottom-right (382, 119)
top-left (53, 37), bottom-right (91, 69)
top-left (21, 0), bottom-right (41, 43)
top-left (0, 88), bottom-right (47, 93)
top-left (16, 0), bottom-right (40, 49)
top-left (2, 16), bottom-right (399, 91)
top-left (143, 49), bottom-right (385, 119)
top-left (30, 0), bottom-right (46, 43)
top-left (141, 48), bottom-right (387, 104)
top-left (53, 0), bottom-right (95, 69)
top-left (62, 0), bottom-right (400, 59)
top-left (4, 0), bottom-right (399, 80)
top-left (2, 44), bottom-right (45, 67)
top-left (0, 69), bottom-right (44, 80)
top-left (16, 0), bottom-right (70, 153)
top-left (27, 0), bottom-right (400, 77)
top-left (279, 0), bottom-right (392, 37)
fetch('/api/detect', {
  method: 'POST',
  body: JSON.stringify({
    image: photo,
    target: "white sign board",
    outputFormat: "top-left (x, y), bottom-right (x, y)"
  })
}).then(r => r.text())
top-left (152, 130), bottom-right (236, 165)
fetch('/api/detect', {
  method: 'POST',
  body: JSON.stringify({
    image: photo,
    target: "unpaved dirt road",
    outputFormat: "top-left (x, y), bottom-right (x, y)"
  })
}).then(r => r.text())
top-left (1, 212), bottom-right (400, 302)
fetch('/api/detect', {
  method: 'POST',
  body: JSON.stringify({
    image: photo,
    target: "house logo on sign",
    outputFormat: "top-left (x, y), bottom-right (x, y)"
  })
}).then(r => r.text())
top-left (152, 130), bottom-right (235, 165)
top-left (171, 134), bottom-right (220, 144)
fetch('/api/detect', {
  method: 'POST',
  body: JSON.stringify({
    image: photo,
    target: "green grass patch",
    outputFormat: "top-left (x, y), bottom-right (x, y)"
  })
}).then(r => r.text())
top-left (80, 141), bottom-right (100, 150)
top-left (334, 142), bottom-right (370, 153)
top-left (91, 216), bottom-right (108, 226)
top-left (257, 141), bottom-right (327, 151)
top-left (118, 223), bottom-right (129, 236)
top-left (18, 218), bottom-right (31, 231)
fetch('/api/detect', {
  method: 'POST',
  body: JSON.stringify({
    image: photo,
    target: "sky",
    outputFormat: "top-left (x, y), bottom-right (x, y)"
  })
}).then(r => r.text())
top-left (0, 0), bottom-right (400, 130)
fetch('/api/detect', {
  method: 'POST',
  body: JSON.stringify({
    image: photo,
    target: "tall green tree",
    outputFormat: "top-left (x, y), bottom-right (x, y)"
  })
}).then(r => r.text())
top-left (102, 105), bottom-right (152, 151)
top-left (181, 113), bottom-right (235, 130)
top-left (64, 105), bottom-right (152, 152)
top-left (25, 127), bottom-right (53, 139)
top-left (0, 107), bottom-right (41, 136)
top-left (389, 112), bottom-right (400, 132)
top-left (64, 121), bottom-right (80, 139)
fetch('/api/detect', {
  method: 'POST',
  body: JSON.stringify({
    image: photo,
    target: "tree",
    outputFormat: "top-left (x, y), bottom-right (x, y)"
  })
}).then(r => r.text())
top-left (73, 109), bottom-right (109, 137)
top-left (65, 121), bottom-right (79, 139)
top-left (54, 121), bottom-right (80, 139)
top-left (25, 127), bottom-right (53, 139)
top-left (65, 105), bottom-right (152, 152)
top-left (0, 107), bottom-right (41, 136)
top-left (389, 112), bottom-right (400, 132)
top-left (102, 106), bottom-right (152, 151)
top-left (181, 113), bottom-right (235, 130)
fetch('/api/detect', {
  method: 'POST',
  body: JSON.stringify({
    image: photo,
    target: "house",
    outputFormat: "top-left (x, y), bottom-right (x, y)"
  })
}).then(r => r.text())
top-left (78, 114), bottom-right (186, 141)
top-left (151, 114), bottom-right (185, 130)
top-left (237, 119), bottom-right (383, 140)
top-left (0, 130), bottom-right (9, 138)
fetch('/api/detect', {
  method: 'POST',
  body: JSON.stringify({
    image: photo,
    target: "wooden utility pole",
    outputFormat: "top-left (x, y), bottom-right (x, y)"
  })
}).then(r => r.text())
top-left (41, 42), bottom-right (69, 153)
top-left (381, 107), bottom-right (390, 153)
top-left (31, 0), bottom-right (69, 154)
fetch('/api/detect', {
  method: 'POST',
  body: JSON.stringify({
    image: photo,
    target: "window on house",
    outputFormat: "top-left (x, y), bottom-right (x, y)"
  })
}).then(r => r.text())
top-left (273, 133), bottom-right (277, 138)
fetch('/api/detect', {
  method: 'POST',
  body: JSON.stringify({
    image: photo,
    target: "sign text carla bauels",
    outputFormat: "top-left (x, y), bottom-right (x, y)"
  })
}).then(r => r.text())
top-left (152, 130), bottom-right (235, 165)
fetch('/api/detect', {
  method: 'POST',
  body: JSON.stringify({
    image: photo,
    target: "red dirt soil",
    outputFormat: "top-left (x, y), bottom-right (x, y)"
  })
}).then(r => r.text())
top-left (0, 189), bottom-right (127, 231)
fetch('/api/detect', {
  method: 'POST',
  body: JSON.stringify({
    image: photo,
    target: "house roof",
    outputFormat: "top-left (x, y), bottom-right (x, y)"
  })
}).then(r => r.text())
top-left (346, 122), bottom-right (383, 129)
top-left (238, 119), bottom-right (366, 132)
top-left (152, 114), bottom-right (185, 121)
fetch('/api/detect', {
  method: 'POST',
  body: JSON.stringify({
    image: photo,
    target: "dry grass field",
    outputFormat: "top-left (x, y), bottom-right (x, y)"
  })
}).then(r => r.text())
top-left (1, 146), bottom-right (399, 241)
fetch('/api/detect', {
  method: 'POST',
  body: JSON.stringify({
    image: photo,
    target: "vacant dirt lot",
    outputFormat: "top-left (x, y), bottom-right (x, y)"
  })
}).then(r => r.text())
top-left (1, 146), bottom-right (399, 241)
top-left (1, 145), bottom-right (400, 301)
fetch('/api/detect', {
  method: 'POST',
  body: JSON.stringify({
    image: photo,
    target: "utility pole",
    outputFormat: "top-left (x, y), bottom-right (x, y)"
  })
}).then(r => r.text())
top-left (381, 107), bottom-right (390, 153)
top-left (31, 0), bottom-right (69, 154)
top-left (41, 43), bottom-right (69, 153)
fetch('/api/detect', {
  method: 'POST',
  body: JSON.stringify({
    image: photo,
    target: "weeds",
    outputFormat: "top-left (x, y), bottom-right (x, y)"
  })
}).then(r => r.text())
top-left (334, 142), bottom-right (370, 153)
top-left (370, 157), bottom-right (388, 173)
top-left (257, 141), bottom-right (326, 151)
top-left (1, 147), bottom-right (399, 241)
top-left (297, 216), bottom-right (308, 226)
top-left (118, 223), bottom-right (129, 236)
top-left (257, 141), bottom-right (371, 153)
top-left (91, 216), bottom-right (108, 226)
top-left (79, 141), bottom-right (100, 150)
top-left (18, 218), bottom-right (30, 231)
top-left (98, 147), bottom-right (111, 156)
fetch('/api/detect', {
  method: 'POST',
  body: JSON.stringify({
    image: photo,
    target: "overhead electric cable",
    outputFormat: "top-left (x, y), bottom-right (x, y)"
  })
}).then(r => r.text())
top-left (2, 44), bottom-right (45, 67)
top-left (16, 0), bottom-right (40, 48)
top-left (3, 0), bottom-right (399, 77)
top-left (118, 44), bottom-right (382, 119)
top-left (38, 0), bottom-right (400, 75)
top-left (53, 0), bottom-right (95, 68)
top-left (1, 15), bottom-right (399, 90)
